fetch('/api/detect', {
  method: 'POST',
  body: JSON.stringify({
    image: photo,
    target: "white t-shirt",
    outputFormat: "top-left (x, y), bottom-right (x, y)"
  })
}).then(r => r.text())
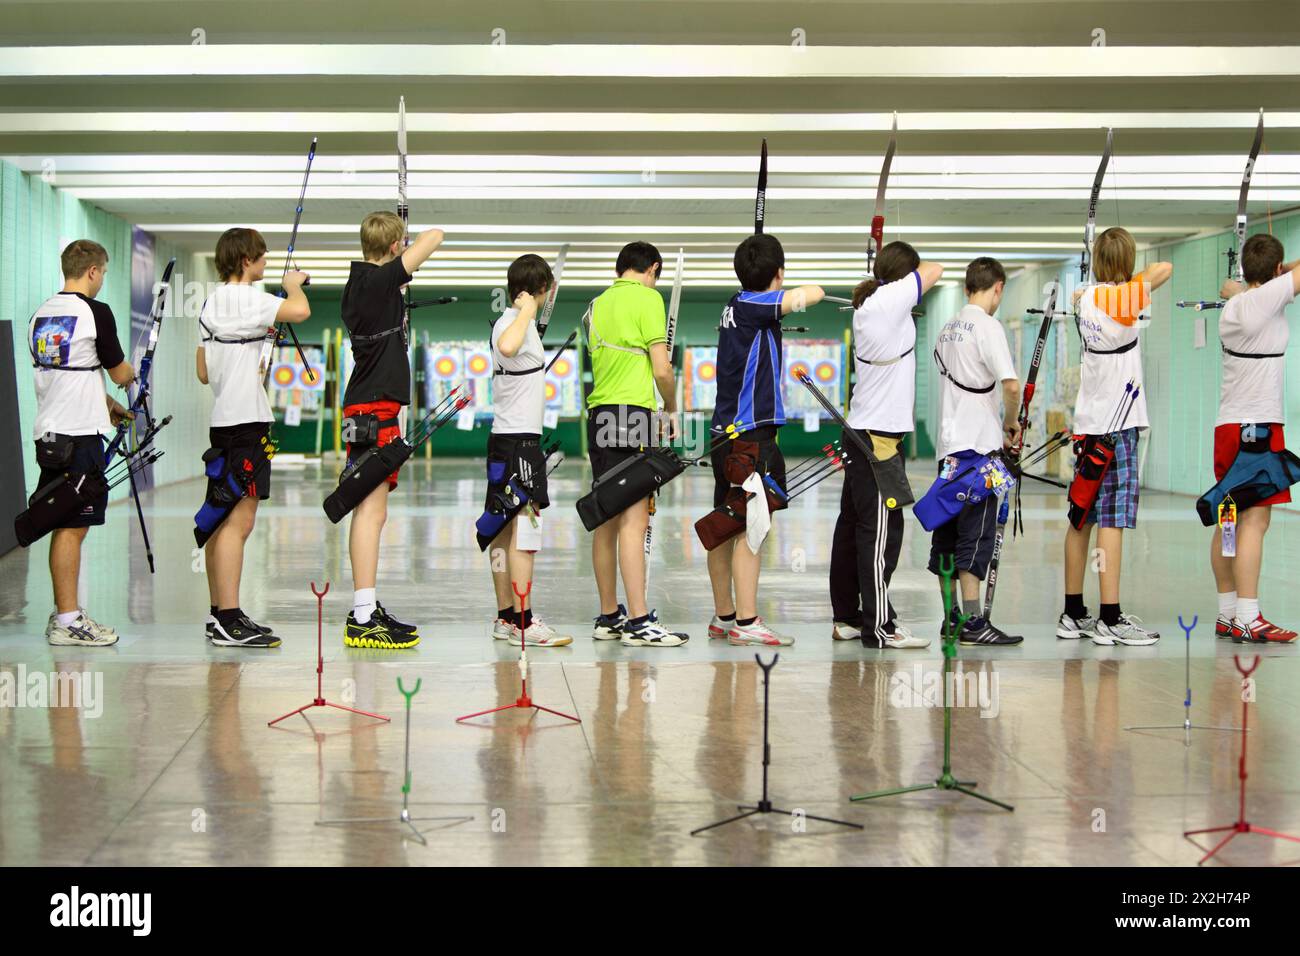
top-left (1217, 272), bottom-right (1294, 426)
top-left (28, 292), bottom-right (120, 438)
top-left (1073, 277), bottom-right (1150, 434)
top-left (934, 303), bottom-right (1018, 459)
top-left (200, 284), bottom-right (281, 427)
top-left (490, 309), bottom-right (545, 435)
top-left (847, 271), bottom-right (921, 433)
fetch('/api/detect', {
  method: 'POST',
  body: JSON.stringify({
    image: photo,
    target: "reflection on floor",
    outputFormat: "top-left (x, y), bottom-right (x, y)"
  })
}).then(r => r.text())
top-left (1, 459), bottom-right (1296, 865)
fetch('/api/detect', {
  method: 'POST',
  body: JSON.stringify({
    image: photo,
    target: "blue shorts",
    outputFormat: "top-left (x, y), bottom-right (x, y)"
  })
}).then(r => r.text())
top-left (1085, 427), bottom-right (1139, 529)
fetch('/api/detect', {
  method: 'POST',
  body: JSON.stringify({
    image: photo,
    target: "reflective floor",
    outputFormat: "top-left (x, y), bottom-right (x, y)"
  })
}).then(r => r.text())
top-left (1, 459), bottom-right (1297, 866)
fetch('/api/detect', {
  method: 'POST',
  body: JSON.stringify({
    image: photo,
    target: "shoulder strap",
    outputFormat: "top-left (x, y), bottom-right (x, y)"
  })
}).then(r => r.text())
top-left (931, 348), bottom-right (995, 394)
top-left (856, 343), bottom-right (916, 368)
top-left (585, 296), bottom-right (649, 357)
top-left (199, 314), bottom-right (267, 346)
top-left (350, 325), bottom-right (405, 344)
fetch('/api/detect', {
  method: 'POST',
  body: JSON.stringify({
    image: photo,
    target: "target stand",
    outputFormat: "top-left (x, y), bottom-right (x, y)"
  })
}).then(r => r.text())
top-left (1183, 655), bottom-right (1300, 865)
top-left (455, 580), bottom-right (581, 727)
top-left (1123, 615), bottom-right (1240, 744)
top-left (316, 677), bottom-right (472, 846)
top-left (269, 581), bottom-right (390, 729)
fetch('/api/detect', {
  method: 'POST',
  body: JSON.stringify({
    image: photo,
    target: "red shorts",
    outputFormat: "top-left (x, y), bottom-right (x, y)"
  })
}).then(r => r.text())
top-left (344, 400), bottom-right (404, 490)
top-left (1213, 422), bottom-right (1291, 506)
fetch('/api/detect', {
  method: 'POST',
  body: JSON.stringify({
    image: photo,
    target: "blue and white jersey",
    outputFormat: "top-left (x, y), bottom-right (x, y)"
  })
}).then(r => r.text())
top-left (712, 289), bottom-right (785, 434)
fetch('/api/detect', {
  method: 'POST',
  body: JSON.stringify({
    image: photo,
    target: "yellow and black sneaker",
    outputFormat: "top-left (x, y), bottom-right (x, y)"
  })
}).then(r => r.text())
top-left (344, 611), bottom-right (420, 649)
top-left (374, 603), bottom-right (419, 637)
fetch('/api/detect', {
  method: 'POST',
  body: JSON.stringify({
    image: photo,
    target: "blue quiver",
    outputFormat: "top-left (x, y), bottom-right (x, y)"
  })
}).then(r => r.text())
top-left (1196, 426), bottom-right (1300, 526)
top-left (913, 452), bottom-right (1015, 532)
top-left (193, 447), bottom-right (245, 547)
top-left (475, 456), bottom-right (530, 551)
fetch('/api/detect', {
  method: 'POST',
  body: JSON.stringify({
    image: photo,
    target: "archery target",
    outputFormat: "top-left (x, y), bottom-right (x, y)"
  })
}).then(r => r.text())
top-left (272, 364), bottom-right (296, 388)
top-left (814, 359), bottom-right (839, 384)
top-left (300, 364), bottom-right (325, 390)
top-left (465, 349), bottom-right (492, 378)
top-left (432, 353), bottom-right (459, 380)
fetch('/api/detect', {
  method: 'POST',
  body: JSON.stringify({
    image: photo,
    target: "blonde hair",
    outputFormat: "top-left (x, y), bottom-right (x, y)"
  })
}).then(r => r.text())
top-left (61, 239), bottom-right (108, 279)
top-left (1092, 227), bottom-right (1136, 284)
top-left (361, 212), bottom-right (406, 261)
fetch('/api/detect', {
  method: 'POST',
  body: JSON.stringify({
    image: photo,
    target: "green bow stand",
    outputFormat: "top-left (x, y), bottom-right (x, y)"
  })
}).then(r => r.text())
top-left (317, 677), bottom-right (473, 846)
top-left (849, 554), bottom-right (1014, 811)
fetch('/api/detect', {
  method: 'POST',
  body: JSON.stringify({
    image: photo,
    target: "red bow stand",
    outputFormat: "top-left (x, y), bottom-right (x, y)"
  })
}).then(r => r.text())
top-left (269, 581), bottom-right (390, 728)
top-left (455, 580), bottom-right (580, 726)
top-left (1183, 655), bottom-right (1300, 864)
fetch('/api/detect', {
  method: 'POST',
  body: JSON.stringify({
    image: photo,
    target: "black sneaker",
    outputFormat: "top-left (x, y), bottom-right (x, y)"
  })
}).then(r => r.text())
top-left (374, 603), bottom-right (418, 635)
top-left (958, 616), bottom-right (1023, 646)
top-left (210, 616), bottom-right (282, 648)
top-left (206, 613), bottom-right (273, 638)
top-left (344, 612), bottom-right (419, 649)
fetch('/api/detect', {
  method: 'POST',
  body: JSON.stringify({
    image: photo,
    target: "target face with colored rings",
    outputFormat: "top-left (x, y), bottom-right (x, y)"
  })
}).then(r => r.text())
top-left (550, 356), bottom-right (573, 378)
top-left (814, 360), bottom-right (839, 383)
top-left (433, 355), bottom-right (459, 379)
top-left (466, 350), bottom-right (492, 377)
top-left (544, 381), bottom-right (558, 402)
top-left (695, 360), bottom-right (716, 382)
top-left (787, 362), bottom-right (810, 381)
top-left (272, 364), bottom-right (296, 387)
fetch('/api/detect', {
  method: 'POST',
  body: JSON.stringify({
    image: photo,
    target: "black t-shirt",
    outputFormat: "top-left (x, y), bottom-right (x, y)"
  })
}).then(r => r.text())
top-left (341, 258), bottom-right (414, 406)
top-left (79, 293), bottom-right (126, 368)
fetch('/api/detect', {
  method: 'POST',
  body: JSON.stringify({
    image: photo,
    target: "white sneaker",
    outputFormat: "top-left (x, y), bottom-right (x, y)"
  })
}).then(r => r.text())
top-left (831, 621), bottom-right (862, 641)
top-left (620, 611), bottom-right (689, 647)
top-left (47, 610), bottom-right (119, 647)
top-left (727, 617), bottom-right (793, 647)
top-left (882, 623), bottom-right (930, 649)
top-left (592, 604), bottom-right (628, 641)
top-left (491, 618), bottom-right (514, 641)
top-left (1056, 612), bottom-right (1098, 640)
top-left (509, 618), bottom-right (573, 647)
top-left (1091, 614), bottom-right (1160, 646)
top-left (708, 615), bottom-right (732, 639)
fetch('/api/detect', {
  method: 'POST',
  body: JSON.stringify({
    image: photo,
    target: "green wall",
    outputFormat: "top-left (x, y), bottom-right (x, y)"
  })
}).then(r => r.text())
top-left (1, 158), bottom-right (215, 503)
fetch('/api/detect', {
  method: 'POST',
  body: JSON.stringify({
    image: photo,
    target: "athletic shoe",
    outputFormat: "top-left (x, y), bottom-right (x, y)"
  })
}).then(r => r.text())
top-left (1091, 614), bottom-right (1160, 646)
top-left (727, 617), bottom-right (793, 647)
top-left (958, 616), bottom-right (1022, 646)
top-left (1056, 612), bottom-right (1099, 640)
top-left (210, 616), bottom-right (281, 648)
top-left (47, 610), bottom-right (119, 647)
top-left (344, 612), bottom-right (419, 650)
top-left (1216, 615), bottom-right (1246, 640)
top-left (709, 616), bottom-right (734, 639)
top-left (206, 613), bottom-right (273, 639)
top-left (373, 603), bottom-right (418, 636)
top-left (508, 618), bottom-right (573, 647)
top-left (883, 622), bottom-right (931, 649)
top-left (593, 604), bottom-right (629, 641)
top-left (832, 621), bottom-right (862, 641)
top-left (620, 611), bottom-right (689, 648)
top-left (492, 618), bottom-right (514, 641)
top-left (1233, 615), bottom-right (1298, 645)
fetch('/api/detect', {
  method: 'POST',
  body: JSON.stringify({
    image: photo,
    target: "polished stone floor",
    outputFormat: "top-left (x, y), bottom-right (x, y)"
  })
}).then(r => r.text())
top-left (1, 459), bottom-right (1297, 866)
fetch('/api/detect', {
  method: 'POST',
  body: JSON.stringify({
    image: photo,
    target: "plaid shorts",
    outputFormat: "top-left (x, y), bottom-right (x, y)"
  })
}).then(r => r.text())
top-left (1085, 426), bottom-right (1140, 529)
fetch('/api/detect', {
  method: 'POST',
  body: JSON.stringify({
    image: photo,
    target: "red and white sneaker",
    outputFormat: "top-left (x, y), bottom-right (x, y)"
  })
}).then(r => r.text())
top-left (1215, 615), bottom-right (1246, 640)
top-left (708, 616), bottom-right (733, 639)
top-left (1233, 615), bottom-right (1298, 644)
top-left (727, 617), bottom-right (793, 647)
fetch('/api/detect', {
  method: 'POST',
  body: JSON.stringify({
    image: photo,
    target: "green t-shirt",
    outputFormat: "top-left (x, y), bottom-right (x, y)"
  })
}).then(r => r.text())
top-left (585, 277), bottom-right (667, 410)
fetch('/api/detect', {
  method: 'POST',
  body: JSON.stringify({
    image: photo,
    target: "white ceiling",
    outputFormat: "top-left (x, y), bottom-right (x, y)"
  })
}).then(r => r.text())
top-left (2, 0), bottom-right (1298, 290)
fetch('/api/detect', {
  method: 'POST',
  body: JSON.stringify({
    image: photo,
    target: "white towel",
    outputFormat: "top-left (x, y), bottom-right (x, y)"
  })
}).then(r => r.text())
top-left (742, 473), bottom-right (771, 553)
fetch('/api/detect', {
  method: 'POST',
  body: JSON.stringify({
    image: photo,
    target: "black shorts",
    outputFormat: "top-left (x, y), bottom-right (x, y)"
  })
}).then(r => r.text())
top-left (709, 425), bottom-right (787, 508)
top-left (926, 462), bottom-right (1001, 580)
top-left (587, 404), bottom-right (655, 480)
top-left (209, 422), bottom-right (272, 502)
top-left (35, 434), bottom-right (107, 528)
top-left (485, 432), bottom-right (550, 511)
